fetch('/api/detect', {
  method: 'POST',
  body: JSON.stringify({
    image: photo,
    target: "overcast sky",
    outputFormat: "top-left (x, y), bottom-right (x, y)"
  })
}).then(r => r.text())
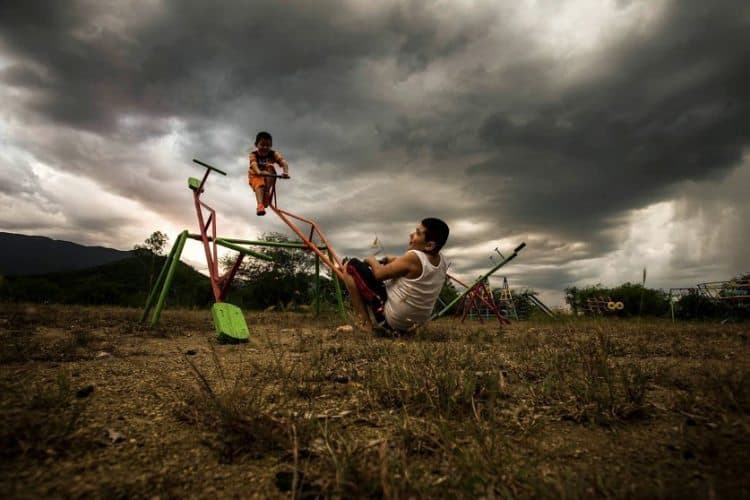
top-left (1, 0), bottom-right (748, 307)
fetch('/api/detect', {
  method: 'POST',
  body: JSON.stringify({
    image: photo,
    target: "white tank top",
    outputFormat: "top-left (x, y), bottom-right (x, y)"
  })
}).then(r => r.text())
top-left (384, 250), bottom-right (447, 331)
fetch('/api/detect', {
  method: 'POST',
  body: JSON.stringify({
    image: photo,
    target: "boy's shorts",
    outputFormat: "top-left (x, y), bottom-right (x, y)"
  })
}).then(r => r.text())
top-left (249, 166), bottom-right (277, 190)
top-left (345, 258), bottom-right (389, 325)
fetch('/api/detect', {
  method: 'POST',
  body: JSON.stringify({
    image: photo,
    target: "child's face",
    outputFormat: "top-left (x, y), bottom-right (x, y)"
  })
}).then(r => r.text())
top-left (256, 138), bottom-right (272, 156)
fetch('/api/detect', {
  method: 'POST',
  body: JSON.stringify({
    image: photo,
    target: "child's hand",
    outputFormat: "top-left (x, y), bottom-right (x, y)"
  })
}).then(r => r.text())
top-left (281, 173), bottom-right (290, 179)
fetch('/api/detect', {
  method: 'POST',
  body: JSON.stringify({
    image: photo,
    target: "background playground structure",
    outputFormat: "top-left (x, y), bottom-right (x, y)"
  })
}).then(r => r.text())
top-left (433, 242), bottom-right (557, 325)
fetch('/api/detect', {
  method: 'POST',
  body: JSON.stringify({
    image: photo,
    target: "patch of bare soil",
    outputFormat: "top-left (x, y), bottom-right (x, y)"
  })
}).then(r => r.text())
top-left (1, 304), bottom-right (748, 498)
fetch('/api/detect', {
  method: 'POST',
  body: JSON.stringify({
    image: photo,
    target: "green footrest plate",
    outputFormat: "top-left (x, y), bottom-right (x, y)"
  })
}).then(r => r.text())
top-left (211, 303), bottom-right (250, 343)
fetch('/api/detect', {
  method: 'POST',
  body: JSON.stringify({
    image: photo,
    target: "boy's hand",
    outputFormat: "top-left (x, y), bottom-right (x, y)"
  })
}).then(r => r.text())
top-left (281, 173), bottom-right (290, 179)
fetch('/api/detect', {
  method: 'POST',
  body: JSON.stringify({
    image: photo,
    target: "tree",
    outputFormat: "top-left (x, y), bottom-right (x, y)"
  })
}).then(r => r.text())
top-left (134, 231), bottom-right (169, 256)
top-left (220, 232), bottom-right (320, 309)
top-left (134, 231), bottom-right (170, 292)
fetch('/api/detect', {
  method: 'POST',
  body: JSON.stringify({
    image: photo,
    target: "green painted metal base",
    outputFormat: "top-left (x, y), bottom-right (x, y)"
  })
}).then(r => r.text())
top-left (211, 302), bottom-right (250, 343)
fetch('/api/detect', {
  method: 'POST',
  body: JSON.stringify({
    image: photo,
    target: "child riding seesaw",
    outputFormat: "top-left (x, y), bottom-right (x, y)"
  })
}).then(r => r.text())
top-left (248, 131), bottom-right (289, 216)
top-left (341, 218), bottom-right (450, 335)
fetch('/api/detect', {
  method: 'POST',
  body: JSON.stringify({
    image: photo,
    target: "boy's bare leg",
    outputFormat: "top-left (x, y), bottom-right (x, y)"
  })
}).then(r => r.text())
top-left (341, 272), bottom-right (373, 332)
top-left (254, 186), bottom-right (265, 205)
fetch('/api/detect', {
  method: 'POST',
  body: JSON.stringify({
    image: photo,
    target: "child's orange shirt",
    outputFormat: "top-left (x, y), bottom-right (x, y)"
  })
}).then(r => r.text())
top-left (248, 149), bottom-right (287, 189)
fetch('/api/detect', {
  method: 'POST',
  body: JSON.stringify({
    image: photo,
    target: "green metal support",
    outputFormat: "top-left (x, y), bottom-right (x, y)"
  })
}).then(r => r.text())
top-left (141, 230), bottom-right (188, 323)
top-left (214, 238), bottom-right (275, 261)
top-left (150, 231), bottom-right (188, 326)
top-left (188, 235), bottom-right (326, 251)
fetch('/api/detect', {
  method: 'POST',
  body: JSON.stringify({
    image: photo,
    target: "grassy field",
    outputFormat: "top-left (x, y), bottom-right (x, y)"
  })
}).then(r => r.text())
top-left (1, 304), bottom-right (748, 498)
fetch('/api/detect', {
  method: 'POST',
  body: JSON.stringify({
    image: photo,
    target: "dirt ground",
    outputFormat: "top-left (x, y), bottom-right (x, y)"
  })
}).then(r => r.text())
top-left (1, 304), bottom-right (748, 498)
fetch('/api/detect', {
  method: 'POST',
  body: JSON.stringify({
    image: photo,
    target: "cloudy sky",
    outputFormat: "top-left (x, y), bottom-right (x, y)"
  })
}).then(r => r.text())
top-left (1, 0), bottom-right (748, 307)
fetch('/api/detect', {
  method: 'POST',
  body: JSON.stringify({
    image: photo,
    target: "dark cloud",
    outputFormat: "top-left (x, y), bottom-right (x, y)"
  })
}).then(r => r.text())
top-left (1, 0), bottom-right (748, 302)
top-left (468, 0), bottom-right (750, 251)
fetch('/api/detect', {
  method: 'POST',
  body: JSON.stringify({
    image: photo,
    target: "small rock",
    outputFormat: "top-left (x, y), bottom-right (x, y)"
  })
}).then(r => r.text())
top-left (76, 385), bottom-right (95, 398)
top-left (107, 429), bottom-right (126, 444)
top-left (335, 325), bottom-right (353, 334)
top-left (96, 351), bottom-right (111, 358)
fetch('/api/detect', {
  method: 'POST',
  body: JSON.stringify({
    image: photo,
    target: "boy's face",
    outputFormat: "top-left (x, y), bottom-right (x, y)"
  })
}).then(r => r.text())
top-left (256, 138), bottom-right (272, 156)
top-left (408, 224), bottom-right (436, 253)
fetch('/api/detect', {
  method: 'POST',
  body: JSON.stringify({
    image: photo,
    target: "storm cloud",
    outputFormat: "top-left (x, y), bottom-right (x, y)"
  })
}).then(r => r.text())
top-left (1, 0), bottom-right (748, 305)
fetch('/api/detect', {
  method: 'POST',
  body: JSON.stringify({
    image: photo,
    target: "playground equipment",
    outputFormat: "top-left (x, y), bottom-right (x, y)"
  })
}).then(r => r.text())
top-left (141, 159), bottom-right (345, 341)
top-left (524, 292), bottom-right (556, 318)
top-left (668, 275), bottom-right (749, 321)
top-left (142, 157), bottom-right (536, 335)
top-left (696, 277), bottom-right (750, 308)
top-left (583, 296), bottom-right (624, 316)
top-left (495, 277), bottom-right (519, 320)
top-left (432, 242), bottom-right (526, 324)
top-left (451, 276), bottom-right (510, 324)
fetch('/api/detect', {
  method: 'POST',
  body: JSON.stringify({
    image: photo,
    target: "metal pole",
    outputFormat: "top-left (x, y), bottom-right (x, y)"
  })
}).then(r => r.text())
top-left (669, 291), bottom-right (675, 323)
top-left (187, 235), bottom-right (327, 251)
top-left (329, 248), bottom-right (346, 322)
top-left (140, 230), bottom-right (187, 322)
top-left (214, 238), bottom-right (274, 261)
top-left (150, 231), bottom-right (188, 326)
top-left (315, 254), bottom-right (321, 316)
top-left (431, 242), bottom-right (526, 320)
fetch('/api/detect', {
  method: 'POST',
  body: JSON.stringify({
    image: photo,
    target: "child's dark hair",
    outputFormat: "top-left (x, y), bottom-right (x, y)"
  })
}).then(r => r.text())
top-left (255, 131), bottom-right (273, 145)
top-left (421, 218), bottom-right (449, 253)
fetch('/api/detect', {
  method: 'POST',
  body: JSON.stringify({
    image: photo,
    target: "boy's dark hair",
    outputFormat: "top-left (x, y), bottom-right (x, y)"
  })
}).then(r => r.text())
top-left (421, 218), bottom-right (449, 253)
top-left (255, 131), bottom-right (273, 145)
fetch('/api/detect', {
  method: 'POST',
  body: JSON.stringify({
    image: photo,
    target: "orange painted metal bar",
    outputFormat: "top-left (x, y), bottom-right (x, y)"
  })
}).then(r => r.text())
top-left (194, 190), bottom-right (221, 300)
top-left (265, 179), bottom-right (346, 281)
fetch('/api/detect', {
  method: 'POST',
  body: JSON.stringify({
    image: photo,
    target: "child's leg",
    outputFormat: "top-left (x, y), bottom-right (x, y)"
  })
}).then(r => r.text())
top-left (254, 186), bottom-right (264, 205)
top-left (250, 179), bottom-right (266, 215)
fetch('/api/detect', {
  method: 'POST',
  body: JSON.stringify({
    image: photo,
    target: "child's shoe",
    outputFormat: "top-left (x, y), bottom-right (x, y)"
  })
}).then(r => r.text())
top-left (256, 203), bottom-right (266, 216)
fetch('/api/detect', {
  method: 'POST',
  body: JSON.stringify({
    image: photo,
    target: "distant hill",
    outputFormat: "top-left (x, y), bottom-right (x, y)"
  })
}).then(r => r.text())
top-left (0, 232), bottom-right (132, 276)
top-left (0, 252), bottom-right (213, 308)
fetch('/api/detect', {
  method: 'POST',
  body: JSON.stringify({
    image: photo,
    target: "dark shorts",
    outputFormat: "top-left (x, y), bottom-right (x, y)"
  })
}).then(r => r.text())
top-left (345, 258), bottom-right (388, 325)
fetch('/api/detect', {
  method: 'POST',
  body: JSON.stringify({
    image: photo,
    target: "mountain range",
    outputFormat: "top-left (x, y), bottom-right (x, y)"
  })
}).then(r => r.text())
top-left (0, 232), bottom-right (132, 276)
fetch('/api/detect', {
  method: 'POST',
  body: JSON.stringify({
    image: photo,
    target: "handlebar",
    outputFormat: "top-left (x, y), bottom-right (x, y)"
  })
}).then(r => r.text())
top-left (193, 159), bottom-right (227, 176)
top-left (254, 173), bottom-right (290, 179)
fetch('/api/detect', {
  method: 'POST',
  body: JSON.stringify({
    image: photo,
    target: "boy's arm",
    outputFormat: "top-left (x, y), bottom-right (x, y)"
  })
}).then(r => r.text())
top-left (248, 153), bottom-right (261, 176)
top-left (274, 151), bottom-right (289, 177)
top-left (364, 252), bottom-right (422, 281)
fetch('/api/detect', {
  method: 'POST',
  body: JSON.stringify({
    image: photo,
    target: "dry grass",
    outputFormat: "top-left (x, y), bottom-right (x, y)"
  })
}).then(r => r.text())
top-left (0, 304), bottom-right (748, 497)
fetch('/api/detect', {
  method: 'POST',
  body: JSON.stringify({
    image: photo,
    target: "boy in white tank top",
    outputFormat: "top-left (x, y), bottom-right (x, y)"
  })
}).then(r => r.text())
top-left (342, 218), bottom-right (449, 333)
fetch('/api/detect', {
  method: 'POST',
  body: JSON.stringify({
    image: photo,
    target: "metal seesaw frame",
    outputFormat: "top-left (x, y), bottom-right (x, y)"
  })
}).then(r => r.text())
top-left (141, 159), bottom-right (345, 331)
